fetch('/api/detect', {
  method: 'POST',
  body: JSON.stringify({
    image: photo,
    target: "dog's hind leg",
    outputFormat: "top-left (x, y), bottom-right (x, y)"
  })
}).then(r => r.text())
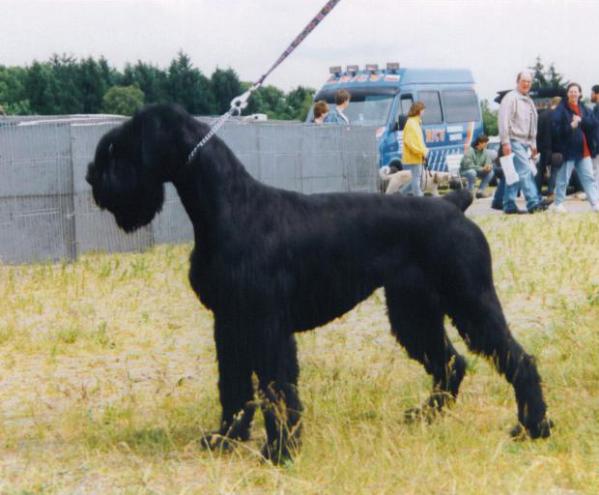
top-left (255, 333), bottom-right (303, 465)
top-left (385, 277), bottom-right (467, 422)
top-left (447, 286), bottom-right (551, 439)
top-left (201, 318), bottom-right (256, 451)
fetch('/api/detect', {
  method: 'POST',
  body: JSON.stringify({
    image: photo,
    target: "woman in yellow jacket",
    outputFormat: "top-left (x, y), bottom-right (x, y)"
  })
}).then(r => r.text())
top-left (401, 101), bottom-right (429, 196)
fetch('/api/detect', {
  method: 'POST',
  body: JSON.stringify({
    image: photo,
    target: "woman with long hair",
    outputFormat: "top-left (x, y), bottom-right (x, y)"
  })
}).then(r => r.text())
top-left (550, 82), bottom-right (599, 212)
top-left (400, 101), bottom-right (428, 196)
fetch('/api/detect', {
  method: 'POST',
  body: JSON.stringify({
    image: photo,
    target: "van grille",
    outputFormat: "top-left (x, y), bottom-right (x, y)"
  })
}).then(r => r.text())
top-left (426, 147), bottom-right (463, 173)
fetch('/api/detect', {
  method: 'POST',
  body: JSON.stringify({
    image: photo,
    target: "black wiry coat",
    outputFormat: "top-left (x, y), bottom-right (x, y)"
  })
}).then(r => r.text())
top-left (87, 104), bottom-right (551, 463)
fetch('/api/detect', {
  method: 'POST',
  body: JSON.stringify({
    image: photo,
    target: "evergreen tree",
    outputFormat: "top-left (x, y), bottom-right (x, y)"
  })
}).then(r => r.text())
top-left (166, 52), bottom-right (215, 114)
top-left (78, 57), bottom-right (109, 113)
top-left (122, 61), bottom-right (168, 104)
top-left (546, 63), bottom-right (568, 92)
top-left (49, 54), bottom-right (84, 114)
top-left (529, 56), bottom-right (547, 91)
top-left (528, 56), bottom-right (567, 94)
top-left (210, 67), bottom-right (242, 114)
top-left (24, 61), bottom-right (56, 114)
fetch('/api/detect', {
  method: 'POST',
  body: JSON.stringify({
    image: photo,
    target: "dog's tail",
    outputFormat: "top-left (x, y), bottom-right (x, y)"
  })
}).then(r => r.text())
top-left (442, 189), bottom-right (473, 212)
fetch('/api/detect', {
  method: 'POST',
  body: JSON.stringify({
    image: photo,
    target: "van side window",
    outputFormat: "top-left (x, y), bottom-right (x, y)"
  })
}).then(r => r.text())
top-left (399, 94), bottom-right (413, 116)
top-left (418, 91), bottom-right (443, 125)
top-left (442, 90), bottom-right (481, 123)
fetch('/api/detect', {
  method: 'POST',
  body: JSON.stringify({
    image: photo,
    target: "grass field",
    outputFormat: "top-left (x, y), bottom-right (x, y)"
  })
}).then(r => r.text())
top-left (0, 213), bottom-right (598, 494)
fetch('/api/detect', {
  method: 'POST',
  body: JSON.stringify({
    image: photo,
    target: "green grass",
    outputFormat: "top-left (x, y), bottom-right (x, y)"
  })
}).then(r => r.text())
top-left (0, 214), bottom-right (598, 494)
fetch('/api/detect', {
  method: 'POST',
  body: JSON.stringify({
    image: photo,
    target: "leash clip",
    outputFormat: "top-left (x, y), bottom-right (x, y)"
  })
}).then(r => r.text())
top-left (229, 84), bottom-right (261, 116)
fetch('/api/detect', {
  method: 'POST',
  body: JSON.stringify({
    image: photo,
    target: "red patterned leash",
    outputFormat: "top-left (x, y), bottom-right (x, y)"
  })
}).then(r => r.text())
top-left (188, 0), bottom-right (342, 163)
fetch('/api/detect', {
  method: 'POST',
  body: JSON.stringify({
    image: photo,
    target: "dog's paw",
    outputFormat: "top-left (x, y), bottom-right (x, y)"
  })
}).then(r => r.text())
top-left (199, 432), bottom-right (238, 452)
top-left (260, 441), bottom-right (296, 466)
top-left (510, 418), bottom-right (553, 440)
top-left (528, 417), bottom-right (554, 439)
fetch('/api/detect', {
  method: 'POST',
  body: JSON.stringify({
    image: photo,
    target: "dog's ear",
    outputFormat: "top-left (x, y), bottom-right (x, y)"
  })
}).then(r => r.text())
top-left (138, 109), bottom-right (188, 181)
top-left (140, 114), bottom-right (167, 173)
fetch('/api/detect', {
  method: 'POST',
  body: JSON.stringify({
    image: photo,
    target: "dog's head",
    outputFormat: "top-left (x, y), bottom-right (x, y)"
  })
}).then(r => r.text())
top-left (86, 104), bottom-right (191, 232)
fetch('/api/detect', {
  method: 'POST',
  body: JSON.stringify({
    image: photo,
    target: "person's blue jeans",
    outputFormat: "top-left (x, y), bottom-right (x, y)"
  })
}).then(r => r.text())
top-left (399, 164), bottom-right (424, 197)
top-left (503, 140), bottom-right (541, 212)
top-left (554, 156), bottom-right (599, 207)
top-left (461, 168), bottom-right (495, 193)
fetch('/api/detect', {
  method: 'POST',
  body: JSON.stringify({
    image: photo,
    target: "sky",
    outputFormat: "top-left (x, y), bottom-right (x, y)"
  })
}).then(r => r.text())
top-left (2, 0), bottom-right (598, 107)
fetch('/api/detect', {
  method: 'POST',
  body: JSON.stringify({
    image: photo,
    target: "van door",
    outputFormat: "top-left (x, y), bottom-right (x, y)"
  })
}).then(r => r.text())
top-left (416, 90), bottom-right (450, 171)
top-left (379, 93), bottom-right (413, 168)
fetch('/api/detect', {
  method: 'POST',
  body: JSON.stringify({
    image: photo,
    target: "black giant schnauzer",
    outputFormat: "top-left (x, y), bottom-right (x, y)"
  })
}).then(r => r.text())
top-left (86, 104), bottom-right (551, 463)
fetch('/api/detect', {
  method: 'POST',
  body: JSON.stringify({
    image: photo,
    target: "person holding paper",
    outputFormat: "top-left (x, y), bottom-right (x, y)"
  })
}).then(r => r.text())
top-left (498, 71), bottom-right (548, 214)
top-left (550, 83), bottom-right (599, 213)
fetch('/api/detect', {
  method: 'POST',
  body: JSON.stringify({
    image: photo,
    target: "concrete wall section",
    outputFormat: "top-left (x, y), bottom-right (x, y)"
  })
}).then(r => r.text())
top-left (0, 117), bottom-right (378, 264)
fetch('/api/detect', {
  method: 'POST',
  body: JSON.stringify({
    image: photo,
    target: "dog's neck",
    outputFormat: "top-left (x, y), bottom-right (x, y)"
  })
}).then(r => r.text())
top-left (172, 133), bottom-right (259, 242)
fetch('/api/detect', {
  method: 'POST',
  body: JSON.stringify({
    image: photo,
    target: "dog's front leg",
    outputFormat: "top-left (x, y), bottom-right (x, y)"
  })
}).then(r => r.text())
top-left (256, 333), bottom-right (303, 464)
top-left (200, 318), bottom-right (256, 452)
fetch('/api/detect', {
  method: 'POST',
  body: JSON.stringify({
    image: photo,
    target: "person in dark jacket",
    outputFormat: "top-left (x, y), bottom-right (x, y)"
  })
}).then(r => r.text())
top-left (550, 83), bottom-right (599, 212)
top-left (591, 84), bottom-right (599, 190)
top-left (536, 97), bottom-right (561, 198)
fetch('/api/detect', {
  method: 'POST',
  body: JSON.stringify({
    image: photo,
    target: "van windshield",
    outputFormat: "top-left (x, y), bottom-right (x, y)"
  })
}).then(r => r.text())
top-left (343, 95), bottom-right (394, 125)
top-left (313, 88), bottom-right (396, 125)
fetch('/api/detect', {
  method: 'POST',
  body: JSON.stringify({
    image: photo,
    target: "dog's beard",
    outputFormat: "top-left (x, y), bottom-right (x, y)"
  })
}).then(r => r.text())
top-left (88, 161), bottom-right (165, 233)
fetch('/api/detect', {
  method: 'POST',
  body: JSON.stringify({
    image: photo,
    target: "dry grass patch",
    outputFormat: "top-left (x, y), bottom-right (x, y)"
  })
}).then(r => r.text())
top-left (0, 214), bottom-right (598, 494)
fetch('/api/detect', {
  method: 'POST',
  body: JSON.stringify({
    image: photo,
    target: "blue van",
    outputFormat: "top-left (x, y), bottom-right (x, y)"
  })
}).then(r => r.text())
top-left (309, 64), bottom-right (483, 173)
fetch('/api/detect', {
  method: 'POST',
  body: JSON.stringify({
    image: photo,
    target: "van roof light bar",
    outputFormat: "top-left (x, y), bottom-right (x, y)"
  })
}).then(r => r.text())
top-left (329, 66), bottom-right (342, 75)
top-left (386, 62), bottom-right (400, 72)
top-left (346, 64), bottom-right (359, 74)
top-left (365, 63), bottom-right (379, 73)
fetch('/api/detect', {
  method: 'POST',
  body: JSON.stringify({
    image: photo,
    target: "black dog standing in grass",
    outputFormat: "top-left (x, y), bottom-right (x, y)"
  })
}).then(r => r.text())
top-left (86, 104), bottom-right (551, 463)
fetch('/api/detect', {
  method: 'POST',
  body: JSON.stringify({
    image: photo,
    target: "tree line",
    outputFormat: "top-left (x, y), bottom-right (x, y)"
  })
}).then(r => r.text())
top-left (1, 52), bottom-right (568, 133)
top-left (0, 51), bottom-right (314, 120)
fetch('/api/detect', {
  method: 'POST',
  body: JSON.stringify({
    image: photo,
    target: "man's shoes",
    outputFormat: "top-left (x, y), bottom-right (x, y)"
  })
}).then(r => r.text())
top-left (491, 203), bottom-right (503, 211)
top-left (549, 203), bottom-right (567, 213)
top-left (528, 202), bottom-right (549, 213)
top-left (504, 208), bottom-right (527, 215)
top-left (475, 191), bottom-right (491, 199)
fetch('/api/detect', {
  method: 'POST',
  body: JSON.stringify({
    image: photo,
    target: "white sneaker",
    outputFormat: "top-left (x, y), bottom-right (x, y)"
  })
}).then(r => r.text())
top-left (549, 203), bottom-right (567, 213)
top-left (575, 192), bottom-right (587, 200)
